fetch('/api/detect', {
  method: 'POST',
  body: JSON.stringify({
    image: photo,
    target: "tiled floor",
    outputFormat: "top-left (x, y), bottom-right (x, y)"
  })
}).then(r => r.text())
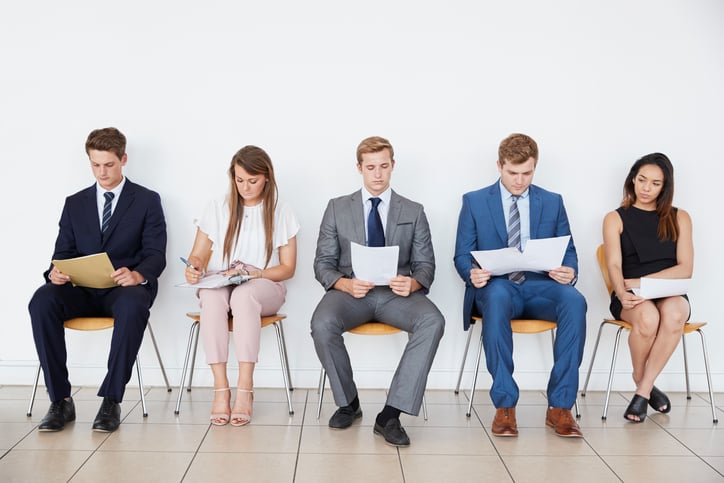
top-left (0, 385), bottom-right (722, 482)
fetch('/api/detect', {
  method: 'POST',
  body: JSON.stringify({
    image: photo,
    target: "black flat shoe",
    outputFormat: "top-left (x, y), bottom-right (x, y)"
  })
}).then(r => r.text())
top-left (38, 398), bottom-right (76, 432)
top-left (649, 386), bottom-right (671, 414)
top-left (328, 405), bottom-right (362, 429)
top-left (92, 397), bottom-right (121, 432)
top-left (624, 394), bottom-right (648, 423)
top-left (373, 418), bottom-right (410, 446)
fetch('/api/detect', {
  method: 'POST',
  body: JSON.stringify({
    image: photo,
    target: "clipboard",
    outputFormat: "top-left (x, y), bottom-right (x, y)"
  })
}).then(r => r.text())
top-left (52, 252), bottom-right (117, 288)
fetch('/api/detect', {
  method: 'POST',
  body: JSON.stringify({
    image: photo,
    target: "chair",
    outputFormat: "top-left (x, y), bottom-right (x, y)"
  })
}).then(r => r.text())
top-left (316, 322), bottom-right (428, 421)
top-left (27, 318), bottom-right (170, 418)
top-left (455, 316), bottom-right (580, 418)
top-left (581, 244), bottom-right (717, 422)
top-left (174, 312), bottom-right (294, 415)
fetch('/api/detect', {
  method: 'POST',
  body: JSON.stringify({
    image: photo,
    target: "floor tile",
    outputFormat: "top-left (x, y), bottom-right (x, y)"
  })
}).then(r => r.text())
top-left (98, 423), bottom-right (208, 452)
top-left (70, 451), bottom-right (194, 483)
top-left (295, 453), bottom-right (403, 483)
top-left (298, 424), bottom-right (397, 454)
top-left (489, 427), bottom-right (595, 456)
top-left (14, 425), bottom-right (111, 451)
top-left (503, 455), bottom-right (619, 482)
top-left (398, 426), bottom-right (497, 455)
top-left (0, 449), bottom-right (92, 483)
top-left (198, 424), bottom-right (301, 453)
top-left (583, 427), bottom-right (694, 456)
top-left (183, 452), bottom-right (297, 483)
top-left (0, 422), bottom-right (36, 450)
top-left (400, 454), bottom-right (512, 482)
top-left (605, 455), bottom-right (724, 482)
top-left (666, 428), bottom-right (724, 457)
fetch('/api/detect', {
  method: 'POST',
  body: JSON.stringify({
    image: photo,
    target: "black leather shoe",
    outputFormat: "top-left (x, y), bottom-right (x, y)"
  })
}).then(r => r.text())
top-left (38, 398), bottom-right (76, 432)
top-left (328, 405), bottom-right (362, 429)
top-left (92, 397), bottom-right (121, 432)
top-left (373, 418), bottom-right (410, 446)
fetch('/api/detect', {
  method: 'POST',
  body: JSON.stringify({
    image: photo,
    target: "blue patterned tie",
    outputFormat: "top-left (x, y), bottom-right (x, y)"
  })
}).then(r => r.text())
top-left (508, 195), bottom-right (525, 284)
top-left (102, 192), bottom-right (115, 233)
top-left (367, 197), bottom-right (385, 247)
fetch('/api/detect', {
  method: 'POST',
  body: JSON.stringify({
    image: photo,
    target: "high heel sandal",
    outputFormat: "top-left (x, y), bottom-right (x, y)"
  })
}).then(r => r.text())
top-left (210, 388), bottom-right (231, 426)
top-left (624, 394), bottom-right (648, 423)
top-left (649, 386), bottom-right (671, 414)
top-left (231, 388), bottom-right (254, 427)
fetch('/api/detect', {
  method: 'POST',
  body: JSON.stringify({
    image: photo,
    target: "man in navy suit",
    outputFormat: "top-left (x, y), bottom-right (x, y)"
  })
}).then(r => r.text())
top-left (29, 127), bottom-right (167, 432)
top-left (454, 133), bottom-right (586, 438)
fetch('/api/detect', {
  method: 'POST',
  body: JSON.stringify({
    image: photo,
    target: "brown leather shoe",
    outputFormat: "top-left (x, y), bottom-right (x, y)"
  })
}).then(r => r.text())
top-left (491, 407), bottom-right (518, 437)
top-left (545, 408), bottom-right (583, 438)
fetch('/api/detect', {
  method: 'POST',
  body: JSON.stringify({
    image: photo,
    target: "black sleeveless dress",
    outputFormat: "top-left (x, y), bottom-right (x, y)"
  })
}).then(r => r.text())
top-left (609, 206), bottom-right (689, 319)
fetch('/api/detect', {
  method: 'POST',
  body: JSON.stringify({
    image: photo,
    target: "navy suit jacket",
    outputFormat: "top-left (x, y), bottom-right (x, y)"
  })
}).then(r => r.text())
top-left (453, 181), bottom-right (578, 330)
top-left (47, 178), bottom-right (167, 301)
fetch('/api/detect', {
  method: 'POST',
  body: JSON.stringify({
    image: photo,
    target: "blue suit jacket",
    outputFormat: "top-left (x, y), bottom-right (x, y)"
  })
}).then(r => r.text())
top-left (453, 181), bottom-right (578, 330)
top-left (47, 178), bottom-right (167, 301)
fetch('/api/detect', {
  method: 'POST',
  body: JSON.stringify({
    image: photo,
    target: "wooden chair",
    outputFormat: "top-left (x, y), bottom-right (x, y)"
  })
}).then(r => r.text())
top-left (174, 312), bottom-right (294, 415)
top-left (316, 322), bottom-right (428, 421)
top-left (455, 316), bottom-right (580, 418)
top-left (581, 244), bottom-right (717, 422)
top-left (27, 317), bottom-right (170, 418)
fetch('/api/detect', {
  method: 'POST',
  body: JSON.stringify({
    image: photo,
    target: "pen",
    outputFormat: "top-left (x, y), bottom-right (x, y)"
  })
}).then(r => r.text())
top-left (180, 257), bottom-right (199, 271)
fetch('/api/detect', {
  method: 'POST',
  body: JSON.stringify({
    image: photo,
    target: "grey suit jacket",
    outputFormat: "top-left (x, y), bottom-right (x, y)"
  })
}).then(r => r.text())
top-left (314, 189), bottom-right (435, 292)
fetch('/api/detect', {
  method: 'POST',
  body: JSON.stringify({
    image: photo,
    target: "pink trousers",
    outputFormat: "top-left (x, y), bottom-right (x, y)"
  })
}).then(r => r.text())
top-left (198, 279), bottom-right (286, 364)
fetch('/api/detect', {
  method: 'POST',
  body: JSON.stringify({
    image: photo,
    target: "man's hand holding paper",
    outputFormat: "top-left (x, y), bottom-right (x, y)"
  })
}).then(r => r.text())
top-left (350, 242), bottom-right (400, 286)
top-left (471, 235), bottom-right (571, 276)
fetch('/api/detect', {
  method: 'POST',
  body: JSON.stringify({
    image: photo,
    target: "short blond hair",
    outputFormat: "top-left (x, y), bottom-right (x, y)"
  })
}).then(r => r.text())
top-left (356, 136), bottom-right (394, 164)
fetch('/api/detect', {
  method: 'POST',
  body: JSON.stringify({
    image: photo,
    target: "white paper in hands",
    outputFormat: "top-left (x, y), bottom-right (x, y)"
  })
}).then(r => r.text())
top-left (351, 242), bottom-right (399, 285)
top-left (176, 272), bottom-right (251, 288)
top-left (471, 235), bottom-right (571, 276)
top-left (632, 277), bottom-right (690, 299)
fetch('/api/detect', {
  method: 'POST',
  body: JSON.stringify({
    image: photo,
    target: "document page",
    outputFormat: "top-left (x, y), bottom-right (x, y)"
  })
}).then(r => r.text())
top-left (471, 235), bottom-right (571, 276)
top-left (351, 242), bottom-right (399, 285)
top-left (52, 252), bottom-right (117, 289)
top-left (177, 272), bottom-right (251, 288)
top-left (633, 277), bottom-right (690, 299)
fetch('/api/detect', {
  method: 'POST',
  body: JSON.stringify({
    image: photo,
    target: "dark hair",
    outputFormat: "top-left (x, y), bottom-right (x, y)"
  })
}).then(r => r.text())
top-left (622, 152), bottom-right (678, 241)
top-left (85, 127), bottom-right (126, 159)
top-left (223, 146), bottom-right (278, 268)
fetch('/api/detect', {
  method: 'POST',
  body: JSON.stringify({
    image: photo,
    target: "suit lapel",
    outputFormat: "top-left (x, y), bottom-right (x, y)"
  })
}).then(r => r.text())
top-left (528, 185), bottom-right (542, 239)
top-left (487, 182), bottom-right (508, 244)
top-left (82, 185), bottom-right (104, 248)
top-left (385, 190), bottom-right (402, 246)
top-left (349, 190), bottom-right (367, 245)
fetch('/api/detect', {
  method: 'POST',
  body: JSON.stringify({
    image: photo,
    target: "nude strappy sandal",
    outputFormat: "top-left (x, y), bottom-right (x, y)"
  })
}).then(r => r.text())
top-left (210, 387), bottom-right (231, 426)
top-left (231, 388), bottom-right (254, 427)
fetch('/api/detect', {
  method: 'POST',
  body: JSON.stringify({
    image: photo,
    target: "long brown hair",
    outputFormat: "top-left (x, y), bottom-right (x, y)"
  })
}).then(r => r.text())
top-left (621, 152), bottom-right (678, 241)
top-left (223, 146), bottom-right (278, 268)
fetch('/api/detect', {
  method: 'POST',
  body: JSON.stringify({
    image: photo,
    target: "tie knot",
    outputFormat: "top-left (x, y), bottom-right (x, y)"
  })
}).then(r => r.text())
top-left (104, 192), bottom-right (115, 202)
top-left (370, 197), bottom-right (381, 208)
top-left (511, 195), bottom-right (519, 203)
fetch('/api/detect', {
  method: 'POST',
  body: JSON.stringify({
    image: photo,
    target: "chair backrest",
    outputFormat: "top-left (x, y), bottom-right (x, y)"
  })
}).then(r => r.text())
top-left (596, 244), bottom-right (614, 294)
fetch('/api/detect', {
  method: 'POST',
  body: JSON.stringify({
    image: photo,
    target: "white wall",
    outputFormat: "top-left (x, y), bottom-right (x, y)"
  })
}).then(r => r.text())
top-left (1, 1), bottom-right (722, 395)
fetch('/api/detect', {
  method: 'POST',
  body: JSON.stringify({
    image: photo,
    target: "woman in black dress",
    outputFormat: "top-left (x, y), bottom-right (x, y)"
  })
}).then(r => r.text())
top-left (602, 153), bottom-right (693, 423)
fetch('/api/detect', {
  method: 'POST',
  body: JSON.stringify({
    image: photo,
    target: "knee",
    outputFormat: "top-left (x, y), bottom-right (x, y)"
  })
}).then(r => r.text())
top-left (28, 284), bottom-right (62, 320)
top-left (634, 314), bottom-right (660, 339)
top-left (310, 307), bottom-right (342, 344)
top-left (417, 310), bottom-right (445, 340)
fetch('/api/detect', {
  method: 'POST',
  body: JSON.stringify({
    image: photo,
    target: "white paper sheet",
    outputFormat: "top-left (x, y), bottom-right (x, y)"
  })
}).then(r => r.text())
top-left (633, 277), bottom-right (690, 299)
top-left (351, 242), bottom-right (399, 285)
top-left (471, 235), bottom-right (571, 276)
top-left (176, 272), bottom-right (251, 288)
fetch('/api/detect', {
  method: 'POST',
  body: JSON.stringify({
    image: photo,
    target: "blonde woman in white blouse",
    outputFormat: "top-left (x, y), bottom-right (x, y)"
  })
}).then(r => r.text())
top-left (184, 146), bottom-right (299, 426)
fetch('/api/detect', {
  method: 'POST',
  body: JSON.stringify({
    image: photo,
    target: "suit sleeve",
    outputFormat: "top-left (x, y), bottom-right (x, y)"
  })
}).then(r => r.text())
top-left (554, 194), bottom-right (579, 275)
top-left (133, 191), bottom-right (167, 285)
top-left (408, 205), bottom-right (435, 291)
top-left (453, 194), bottom-right (476, 285)
top-left (313, 199), bottom-right (344, 291)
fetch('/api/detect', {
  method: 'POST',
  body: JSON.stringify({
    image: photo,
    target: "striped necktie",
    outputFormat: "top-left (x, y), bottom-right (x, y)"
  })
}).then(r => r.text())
top-left (507, 195), bottom-right (525, 284)
top-left (102, 192), bottom-right (115, 233)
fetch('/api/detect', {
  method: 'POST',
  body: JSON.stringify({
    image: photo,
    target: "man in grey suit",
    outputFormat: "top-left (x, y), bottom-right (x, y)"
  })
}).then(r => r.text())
top-left (311, 136), bottom-right (445, 447)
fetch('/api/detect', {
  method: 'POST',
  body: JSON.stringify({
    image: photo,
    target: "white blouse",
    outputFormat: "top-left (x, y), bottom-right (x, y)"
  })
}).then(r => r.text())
top-left (195, 197), bottom-right (300, 272)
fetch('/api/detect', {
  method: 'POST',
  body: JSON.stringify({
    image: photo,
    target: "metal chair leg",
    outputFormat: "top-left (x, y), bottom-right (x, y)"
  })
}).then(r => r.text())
top-left (146, 322), bottom-right (171, 392)
top-left (602, 326), bottom-right (625, 420)
top-left (175, 321), bottom-right (199, 415)
top-left (582, 321), bottom-right (607, 397)
top-left (682, 333), bottom-right (691, 399)
top-left (454, 325), bottom-right (475, 394)
top-left (272, 322), bottom-right (294, 415)
top-left (695, 329), bottom-right (718, 423)
top-left (187, 322), bottom-right (201, 391)
top-left (466, 335), bottom-right (485, 418)
top-left (277, 321), bottom-right (294, 391)
top-left (316, 368), bottom-right (326, 419)
top-left (27, 364), bottom-right (42, 417)
top-left (136, 356), bottom-right (148, 417)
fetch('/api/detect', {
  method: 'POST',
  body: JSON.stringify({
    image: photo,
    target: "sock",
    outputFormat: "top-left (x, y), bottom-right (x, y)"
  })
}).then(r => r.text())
top-left (376, 405), bottom-right (401, 427)
top-left (348, 395), bottom-right (360, 412)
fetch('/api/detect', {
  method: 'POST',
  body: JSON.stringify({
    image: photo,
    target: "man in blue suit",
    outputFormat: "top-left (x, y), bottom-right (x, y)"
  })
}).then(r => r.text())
top-left (454, 133), bottom-right (586, 438)
top-left (29, 127), bottom-right (167, 432)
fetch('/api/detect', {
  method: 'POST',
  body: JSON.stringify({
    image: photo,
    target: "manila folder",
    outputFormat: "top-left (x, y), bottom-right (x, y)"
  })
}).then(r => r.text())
top-left (52, 252), bottom-right (117, 289)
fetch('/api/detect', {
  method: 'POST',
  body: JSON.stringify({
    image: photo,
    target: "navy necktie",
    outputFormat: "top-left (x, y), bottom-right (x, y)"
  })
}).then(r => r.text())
top-left (102, 192), bottom-right (115, 233)
top-left (507, 195), bottom-right (525, 284)
top-left (367, 197), bottom-right (385, 247)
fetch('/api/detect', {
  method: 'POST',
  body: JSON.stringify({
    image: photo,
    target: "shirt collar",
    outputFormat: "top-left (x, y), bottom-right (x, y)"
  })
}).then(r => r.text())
top-left (97, 176), bottom-right (126, 198)
top-left (361, 186), bottom-right (392, 205)
top-left (499, 179), bottom-right (529, 200)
